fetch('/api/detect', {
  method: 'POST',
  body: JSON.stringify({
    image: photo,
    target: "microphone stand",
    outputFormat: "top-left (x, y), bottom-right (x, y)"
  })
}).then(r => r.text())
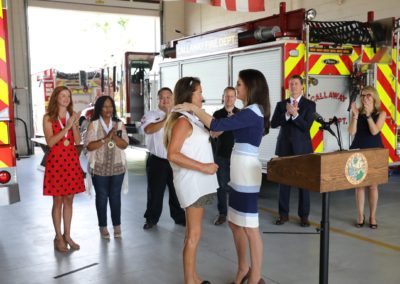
top-left (317, 116), bottom-right (343, 284)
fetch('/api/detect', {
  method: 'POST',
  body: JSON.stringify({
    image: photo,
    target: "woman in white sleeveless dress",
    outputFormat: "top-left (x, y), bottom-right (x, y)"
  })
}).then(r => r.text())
top-left (164, 77), bottom-right (218, 284)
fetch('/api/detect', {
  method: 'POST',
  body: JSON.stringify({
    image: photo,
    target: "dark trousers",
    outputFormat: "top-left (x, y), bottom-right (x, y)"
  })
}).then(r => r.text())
top-left (215, 155), bottom-right (231, 216)
top-left (144, 154), bottom-right (185, 224)
top-left (278, 184), bottom-right (310, 218)
top-left (92, 173), bottom-right (124, 227)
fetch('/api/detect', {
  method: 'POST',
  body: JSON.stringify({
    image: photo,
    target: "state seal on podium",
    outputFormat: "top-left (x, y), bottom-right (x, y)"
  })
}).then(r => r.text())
top-left (345, 152), bottom-right (368, 185)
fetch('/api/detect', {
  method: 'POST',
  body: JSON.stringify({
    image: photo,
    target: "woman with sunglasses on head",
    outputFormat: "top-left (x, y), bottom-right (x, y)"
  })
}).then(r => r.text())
top-left (164, 77), bottom-right (218, 284)
top-left (348, 86), bottom-right (386, 229)
top-left (85, 96), bottom-right (129, 239)
top-left (174, 70), bottom-right (270, 284)
top-left (43, 86), bottom-right (85, 252)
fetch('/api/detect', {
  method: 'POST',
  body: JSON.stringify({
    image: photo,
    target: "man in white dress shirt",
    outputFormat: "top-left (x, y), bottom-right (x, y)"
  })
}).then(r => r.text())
top-left (141, 87), bottom-right (186, 229)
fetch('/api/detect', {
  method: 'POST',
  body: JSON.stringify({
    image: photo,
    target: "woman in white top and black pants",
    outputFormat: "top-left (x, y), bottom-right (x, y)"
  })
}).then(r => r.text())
top-left (164, 77), bottom-right (218, 284)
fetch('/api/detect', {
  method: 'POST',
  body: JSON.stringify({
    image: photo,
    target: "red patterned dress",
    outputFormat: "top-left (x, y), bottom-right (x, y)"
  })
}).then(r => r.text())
top-left (43, 118), bottom-right (85, 196)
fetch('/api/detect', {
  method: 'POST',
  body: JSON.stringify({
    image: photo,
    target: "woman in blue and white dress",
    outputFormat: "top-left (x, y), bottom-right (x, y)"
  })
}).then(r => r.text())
top-left (174, 69), bottom-right (270, 284)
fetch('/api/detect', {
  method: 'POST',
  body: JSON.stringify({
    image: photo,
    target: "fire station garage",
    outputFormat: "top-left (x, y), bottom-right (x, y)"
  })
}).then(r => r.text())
top-left (1, 0), bottom-right (400, 283)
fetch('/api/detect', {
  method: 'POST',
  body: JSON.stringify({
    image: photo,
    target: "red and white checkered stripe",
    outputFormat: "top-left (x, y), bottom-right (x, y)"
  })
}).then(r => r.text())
top-left (182, 0), bottom-right (265, 12)
top-left (213, 0), bottom-right (264, 12)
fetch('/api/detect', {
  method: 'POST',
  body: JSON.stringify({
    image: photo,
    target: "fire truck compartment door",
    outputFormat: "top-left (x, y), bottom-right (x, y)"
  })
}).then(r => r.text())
top-left (231, 47), bottom-right (282, 170)
top-left (181, 55), bottom-right (229, 104)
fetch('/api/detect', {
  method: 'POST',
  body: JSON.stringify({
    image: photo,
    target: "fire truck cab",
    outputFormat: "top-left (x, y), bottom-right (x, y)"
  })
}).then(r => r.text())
top-left (0, 0), bottom-right (20, 205)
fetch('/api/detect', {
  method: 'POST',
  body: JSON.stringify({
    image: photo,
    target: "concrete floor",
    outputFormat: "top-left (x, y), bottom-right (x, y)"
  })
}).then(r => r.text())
top-left (0, 147), bottom-right (399, 284)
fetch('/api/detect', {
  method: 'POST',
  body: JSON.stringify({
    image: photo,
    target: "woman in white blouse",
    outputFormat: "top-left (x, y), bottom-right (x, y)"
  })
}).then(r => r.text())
top-left (85, 96), bottom-right (129, 239)
top-left (164, 77), bottom-right (218, 284)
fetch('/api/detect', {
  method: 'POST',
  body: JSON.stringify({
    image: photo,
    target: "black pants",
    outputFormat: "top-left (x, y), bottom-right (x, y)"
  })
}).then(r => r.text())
top-left (278, 184), bottom-right (310, 218)
top-left (144, 154), bottom-right (185, 224)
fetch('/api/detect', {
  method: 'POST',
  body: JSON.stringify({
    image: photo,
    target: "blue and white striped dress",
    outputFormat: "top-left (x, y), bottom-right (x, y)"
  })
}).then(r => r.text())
top-left (210, 104), bottom-right (264, 228)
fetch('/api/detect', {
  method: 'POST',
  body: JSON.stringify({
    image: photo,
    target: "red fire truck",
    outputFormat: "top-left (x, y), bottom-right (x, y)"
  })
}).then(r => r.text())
top-left (0, 0), bottom-right (20, 205)
top-left (158, 2), bottom-right (400, 169)
top-left (31, 68), bottom-right (102, 136)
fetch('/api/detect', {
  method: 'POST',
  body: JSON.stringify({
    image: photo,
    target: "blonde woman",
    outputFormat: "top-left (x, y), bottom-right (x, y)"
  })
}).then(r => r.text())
top-left (164, 77), bottom-right (218, 284)
top-left (348, 86), bottom-right (386, 229)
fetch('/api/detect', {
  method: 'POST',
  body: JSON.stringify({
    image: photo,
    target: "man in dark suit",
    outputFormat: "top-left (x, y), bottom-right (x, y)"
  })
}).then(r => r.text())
top-left (271, 75), bottom-right (316, 227)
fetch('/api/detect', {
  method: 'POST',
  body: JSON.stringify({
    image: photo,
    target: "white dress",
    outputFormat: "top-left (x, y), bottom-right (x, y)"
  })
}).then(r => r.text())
top-left (170, 115), bottom-right (218, 208)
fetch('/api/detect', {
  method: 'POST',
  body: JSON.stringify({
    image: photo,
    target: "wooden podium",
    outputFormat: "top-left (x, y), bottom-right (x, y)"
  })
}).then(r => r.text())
top-left (267, 148), bottom-right (388, 284)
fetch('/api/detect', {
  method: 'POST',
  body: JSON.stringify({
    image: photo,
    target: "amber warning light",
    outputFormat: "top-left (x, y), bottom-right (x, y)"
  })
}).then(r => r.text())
top-left (0, 171), bottom-right (11, 184)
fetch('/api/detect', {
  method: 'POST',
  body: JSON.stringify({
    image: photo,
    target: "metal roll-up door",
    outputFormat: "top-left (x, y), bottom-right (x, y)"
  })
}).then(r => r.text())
top-left (230, 47), bottom-right (283, 170)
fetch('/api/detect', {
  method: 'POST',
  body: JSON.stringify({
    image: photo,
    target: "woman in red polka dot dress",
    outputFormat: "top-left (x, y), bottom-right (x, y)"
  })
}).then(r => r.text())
top-left (43, 86), bottom-right (85, 252)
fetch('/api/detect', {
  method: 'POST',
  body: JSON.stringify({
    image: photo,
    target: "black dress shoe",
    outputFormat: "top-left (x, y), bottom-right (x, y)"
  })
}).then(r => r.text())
top-left (300, 217), bottom-right (310, 227)
top-left (214, 214), bottom-right (227, 225)
top-left (143, 222), bottom-right (155, 230)
top-left (275, 215), bottom-right (289, 225)
top-left (201, 281), bottom-right (211, 284)
top-left (175, 219), bottom-right (186, 227)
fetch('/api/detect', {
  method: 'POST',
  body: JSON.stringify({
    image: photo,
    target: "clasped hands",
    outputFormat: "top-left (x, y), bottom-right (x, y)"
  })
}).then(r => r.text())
top-left (286, 102), bottom-right (299, 117)
top-left (66, 112), bottom-right (80, 130)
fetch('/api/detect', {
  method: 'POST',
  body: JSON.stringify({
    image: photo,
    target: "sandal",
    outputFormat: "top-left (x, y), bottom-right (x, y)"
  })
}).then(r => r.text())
top-left (63, 234), bottom-right (80, 250)
top-left (54, 236), bottom-right (68, 253)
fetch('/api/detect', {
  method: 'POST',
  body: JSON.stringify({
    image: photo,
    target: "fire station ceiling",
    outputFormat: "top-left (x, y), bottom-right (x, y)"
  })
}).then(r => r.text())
top-left (28, 0), bottom-right (161, 16)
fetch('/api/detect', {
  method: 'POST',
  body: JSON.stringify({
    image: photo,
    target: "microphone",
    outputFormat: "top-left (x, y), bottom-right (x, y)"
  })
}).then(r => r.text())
top-left (313, 112), bottom-right (327, 126)
top-left (313, 112), bottom-right (337, 138)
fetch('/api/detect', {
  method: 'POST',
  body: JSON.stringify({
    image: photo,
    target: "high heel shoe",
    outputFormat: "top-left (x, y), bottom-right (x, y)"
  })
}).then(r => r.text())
top-left (54, 236), bottom-right (68, 253)
top-left (63, 235), bottom-right (80, 250)
top-left (257, 278), bottom-right (266, 284)
top-left (369, 217), bottom-right (378, 229)
top-left (100, 227), bottom-right (110, 239)
top-left (230, 267), bottom-right (251, 284)
top-left (114, 225), bottom-right (122, 238)
top-left (355, 215), bottom-right (365, 228)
